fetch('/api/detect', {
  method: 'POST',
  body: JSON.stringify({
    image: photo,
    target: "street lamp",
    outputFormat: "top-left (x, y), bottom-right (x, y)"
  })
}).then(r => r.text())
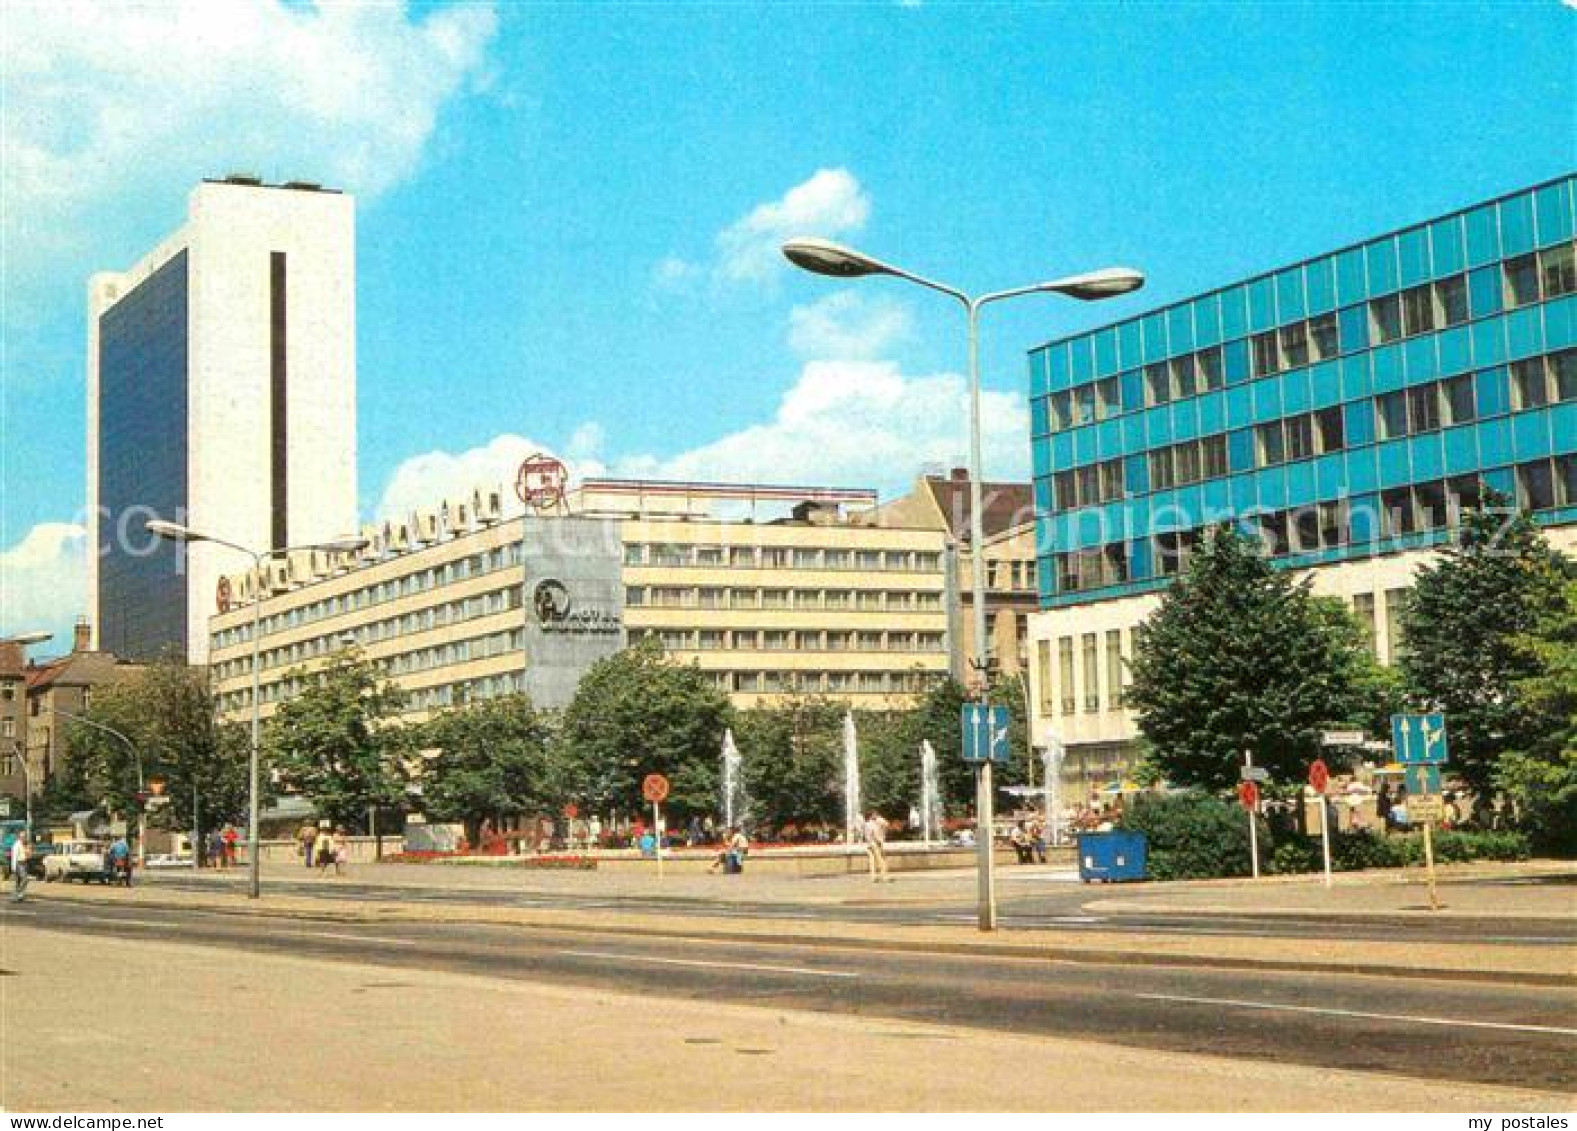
top-left (146, 520), bottom-right (368, 899)
top-left (51, 707), bottom-right (146, 865)
top-left (782, 237), bottom-right (1143, 931)
top-left (1, 631), bottom-right (53, 831)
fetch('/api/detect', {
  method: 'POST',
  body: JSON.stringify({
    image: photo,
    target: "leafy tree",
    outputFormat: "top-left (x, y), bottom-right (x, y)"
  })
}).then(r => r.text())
top-left (67, 655), bottom-right (251, 841)
top-left (1400, 502), bottom-right (1574, 797)
top-left (901, 675), bottom-right (1029, 813)
top-left (418, 694), bottom-right (557, 845)
top-left (265, 648), bottom-right (406, 830)
top-left (557, 638), bottom-right (732, 818)
top-left (1495, 579), bottom-right (1577, 852)
top-left (1126, 524), bottom-right (1378, 790)
top-left (1307, 595), bottom-right (1405, 744)
top-left (733, 696), bottom-right (845, 832)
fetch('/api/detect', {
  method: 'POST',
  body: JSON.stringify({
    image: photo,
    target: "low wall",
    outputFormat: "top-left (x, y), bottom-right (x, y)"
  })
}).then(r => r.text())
top-left (428, 843), bottom-right (1075, 876)
top-left (248, 836), bottom-right (399, 866)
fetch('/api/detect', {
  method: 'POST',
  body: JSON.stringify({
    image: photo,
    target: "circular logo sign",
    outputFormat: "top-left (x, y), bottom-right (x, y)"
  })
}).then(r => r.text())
top-left (515, 453), bottom-right (569, 511)
top-left (216, 576), bottom-right (233, 614)
top-left (532, 578), bottom-right (571, 625)
top-left (1238, 781), bottom-right (1260, 811)
top-left (1308, 759), bottom-right (1330, 794)
top-left (642, 774), bottom-right (670, 804)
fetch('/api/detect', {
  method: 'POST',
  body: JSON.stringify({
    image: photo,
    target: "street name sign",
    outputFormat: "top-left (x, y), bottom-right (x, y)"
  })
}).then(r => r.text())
top-left (1239, 765), bottom-right (1270, 783)
top-left (1320, 729), bottom-right (1366, 747)
top-left (1409, 795), bottom-right (1446, 823)
top-left (1391, 713), bottom-right (1449, 764)
top-left (961, 703), bottom-right (1012, 764)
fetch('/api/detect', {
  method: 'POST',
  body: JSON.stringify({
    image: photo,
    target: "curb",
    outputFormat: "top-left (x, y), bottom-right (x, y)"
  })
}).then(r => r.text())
top-left (26, 888), bottom-right (1575, 991)
top-left (1082, 901), bottom-right (1577, 923)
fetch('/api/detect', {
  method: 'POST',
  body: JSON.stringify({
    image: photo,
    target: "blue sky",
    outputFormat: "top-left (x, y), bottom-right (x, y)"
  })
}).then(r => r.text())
top-left (2, 0), bottom-right (1572, 647)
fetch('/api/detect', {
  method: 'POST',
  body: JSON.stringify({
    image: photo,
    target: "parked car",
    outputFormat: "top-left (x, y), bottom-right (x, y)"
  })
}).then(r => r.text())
top-left (42, 841), bottom-right (112, 883)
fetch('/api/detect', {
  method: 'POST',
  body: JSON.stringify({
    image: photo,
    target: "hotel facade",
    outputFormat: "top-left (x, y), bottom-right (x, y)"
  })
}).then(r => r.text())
top-left (208, 479), bottom-right (952, 722)
top-left (1025, 176), bottom-right (1577, 793)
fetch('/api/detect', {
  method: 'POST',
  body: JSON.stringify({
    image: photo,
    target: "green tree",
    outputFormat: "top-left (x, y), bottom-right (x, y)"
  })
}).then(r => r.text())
top-left (733, 696), bottom-right (844, 832)
top-left (899, 675), bottom-right (1030, 813)
top-left (67, 655), bottom-right (251, 841)
top-left (1494, 579), bottom-right (1577, 852)
top-left (1400, 502), bottom-right (1574, 797)
top-left (265, 649), bottom-right (406, 830)
top-left (1126, 524), bottom-right (1378, 790)
top-left (557, 638), bottom-right (732, 818)
top-left (418, 694), bottom-right (557, 845)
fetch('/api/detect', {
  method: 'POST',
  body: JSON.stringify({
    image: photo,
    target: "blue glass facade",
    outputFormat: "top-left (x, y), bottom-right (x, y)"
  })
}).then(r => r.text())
top-left (1030, 176), bottom-right (1577, 608)
top-left (98, 252), bottom-right (190, 660)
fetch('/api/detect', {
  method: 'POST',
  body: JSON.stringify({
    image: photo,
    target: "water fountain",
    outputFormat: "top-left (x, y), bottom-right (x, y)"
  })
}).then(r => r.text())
top-left (720, 728), bottom-right (747, 830)
top-left (919, 739), bottom-right (943, 845)
top-left (1042, 737), bottom-right (1064, 847)
top-left (842, 710), bottom-right (861, 844)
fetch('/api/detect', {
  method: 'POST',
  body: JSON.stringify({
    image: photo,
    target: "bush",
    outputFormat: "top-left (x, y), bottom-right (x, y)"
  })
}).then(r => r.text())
top-left (1119, 791), bottom-right (1266, 880)
top-left (1270, 838), bottom-right (1321, 875)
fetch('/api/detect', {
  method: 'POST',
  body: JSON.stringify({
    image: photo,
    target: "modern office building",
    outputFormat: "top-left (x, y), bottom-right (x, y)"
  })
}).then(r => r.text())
top-left (1025, 176), bottom-right (1577, 793)
top-left (207, 478), bottom-right (951, 722)
top-left (88, 176), bottom-right (357, 663)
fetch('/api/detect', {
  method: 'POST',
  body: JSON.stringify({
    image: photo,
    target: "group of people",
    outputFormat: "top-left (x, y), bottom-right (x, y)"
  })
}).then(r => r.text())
top-left (1008, 819), bottom-right (1049, 864)
top-left (295, 822), bottom-right (350, 877)
top-left (203, 824), bottom-right (240, 869)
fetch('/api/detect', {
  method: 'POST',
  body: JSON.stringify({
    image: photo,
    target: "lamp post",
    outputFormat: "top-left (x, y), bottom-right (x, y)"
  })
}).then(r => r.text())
top-left (1, 631), bottom-right (52, 832)
top-left (147, 521), bottom-right (368, 899)
top-left (50, 707), bottom-right (146, 863)
top-left (781, 238), bottom-right (1142, 930)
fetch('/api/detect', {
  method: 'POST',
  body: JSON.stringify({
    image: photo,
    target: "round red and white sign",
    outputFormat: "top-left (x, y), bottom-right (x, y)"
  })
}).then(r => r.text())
top-left (515, 453), bottom-right (569, 511)
top-left (642, 774), bottom-right (670, 804)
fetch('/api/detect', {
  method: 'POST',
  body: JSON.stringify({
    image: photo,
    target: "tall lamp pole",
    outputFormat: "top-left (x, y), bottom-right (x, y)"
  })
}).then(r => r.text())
top-left (1, 631), bottom-right (52, 833)
top-left (147, 521), bottom-right (368, 899)
top-left (781, 238), bottom-right (1143, 931)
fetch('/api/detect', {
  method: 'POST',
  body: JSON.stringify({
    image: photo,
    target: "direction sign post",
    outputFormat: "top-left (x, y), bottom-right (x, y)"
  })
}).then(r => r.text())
top-left (1308, 759), bottom-right (1333, 889)
top-left (959, 703), bottom-right (1010, 931)
top-left (1389, 713), bottom-right (1449, 910)
top-left (642, 774), bottom-right (670, 880)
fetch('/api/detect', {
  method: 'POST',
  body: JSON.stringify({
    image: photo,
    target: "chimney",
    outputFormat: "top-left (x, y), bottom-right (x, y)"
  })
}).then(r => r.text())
top-left (73, 618), bottom-right (91, 653)
top-left (950, 467), bottom-right (969, 482)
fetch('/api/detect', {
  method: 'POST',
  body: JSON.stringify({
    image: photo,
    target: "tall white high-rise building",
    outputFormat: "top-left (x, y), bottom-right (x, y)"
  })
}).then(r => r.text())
top-left (87, 177), bottom-right (357, 663)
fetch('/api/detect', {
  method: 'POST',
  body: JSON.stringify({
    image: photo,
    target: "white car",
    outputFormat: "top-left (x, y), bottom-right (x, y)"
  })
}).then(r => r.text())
top-left (42, 841), bottom-right (111, 883)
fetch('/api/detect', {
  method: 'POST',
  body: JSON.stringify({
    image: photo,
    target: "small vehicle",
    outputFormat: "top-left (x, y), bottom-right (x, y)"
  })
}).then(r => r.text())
top-left (42, 841), bottom-right (113, 883)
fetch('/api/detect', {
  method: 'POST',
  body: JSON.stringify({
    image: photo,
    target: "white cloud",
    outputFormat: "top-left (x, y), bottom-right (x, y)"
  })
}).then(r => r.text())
top-left (0, 522), bottom-right (87, 651)
top-left (717, 168), bottom-right (870, 283)
top-left (615, 361), bottom-right (1029, 495)
top-left (374, 432), bottom-right (607, 520)
top-left (2, 0), bottom-right (499, 294)
top-left (787, 291), bottom-right (912, 360)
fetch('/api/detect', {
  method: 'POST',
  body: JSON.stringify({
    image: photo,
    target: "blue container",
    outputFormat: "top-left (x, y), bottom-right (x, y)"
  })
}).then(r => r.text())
top-left (1077, 831), bottom-right (1148, 882)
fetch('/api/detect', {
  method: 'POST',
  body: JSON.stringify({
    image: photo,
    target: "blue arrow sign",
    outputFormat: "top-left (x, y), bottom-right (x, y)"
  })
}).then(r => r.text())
top-left (1404, 764), bottom-right (1442, 795)
top-left (1391, 713), bottom-right (1449, 765)
top-left (961, 704), bottom-right (1012, 764)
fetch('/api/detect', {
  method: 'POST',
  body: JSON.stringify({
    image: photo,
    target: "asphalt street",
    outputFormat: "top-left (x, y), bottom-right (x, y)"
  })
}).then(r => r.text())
top-left (5, 897), bottom-right (1573, 1094)
top-left (133, 869), bottom-right (1577, 945)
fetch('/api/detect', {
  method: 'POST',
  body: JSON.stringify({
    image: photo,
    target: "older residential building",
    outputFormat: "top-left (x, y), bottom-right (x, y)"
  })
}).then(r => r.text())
top-left (207, 478), bottom-right (951, 722)
top-left (25, 622), bottom-right (141, 788)
top-left (0, 642), bottom-right (27, 812)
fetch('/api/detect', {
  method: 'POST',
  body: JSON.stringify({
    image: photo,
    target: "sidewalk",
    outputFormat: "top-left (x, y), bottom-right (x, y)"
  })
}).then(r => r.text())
top-left (28, 871), bottom-right (1577, 988)
top-left (3, 924), bottom-right (1568, 1112)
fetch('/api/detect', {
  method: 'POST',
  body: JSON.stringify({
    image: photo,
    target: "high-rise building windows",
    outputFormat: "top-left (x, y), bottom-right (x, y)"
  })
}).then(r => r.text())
top-left (1037, 640), bottom-right (1054, 715)
top-left (1081, 632), bottom-right (1100, 712)
top-left (1539, 242), bottom-right (1576, 300)
top-left (1370, 293), bottom-right (1403, 343)
top-left (1504, 253), bottom-right (1542, 308)
top-left (1105, 629), bottom-right (1124, 711)
top-left (1384, 588), bottom-right (1410, 663)
top-left (1352, 592), bottom-right (1378, 655)
top-left (1058, 636), bottom-right (1076, 716)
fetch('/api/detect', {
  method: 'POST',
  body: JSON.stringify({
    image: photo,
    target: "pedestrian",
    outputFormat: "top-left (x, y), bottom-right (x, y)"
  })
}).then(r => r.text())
top-left (297, 821), bottom-right (318, 869)
top-left (207, 828), bottom-right (227, 870)
top-left (107, 833), bottom-right (133, 887)
top-left (862, 810), bottom-right (891, 883)
top-left (1009, 821), bottom-right (1034, 864)
top-left (1030, 817), bottom-right (1048, 864)
top-left (314, 823), bottom-right (335, 877)
top-left (331, 827), bottom-right (349, 877)
top-left (9, 831), bottom-right (30, 902)
top-left (588, 814), bottom-right (602, 848)
top-left (222, 823), bottom-right (238, 867)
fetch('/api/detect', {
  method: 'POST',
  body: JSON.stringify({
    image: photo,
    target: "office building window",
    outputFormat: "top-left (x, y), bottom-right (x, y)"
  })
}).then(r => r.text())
top-left (1381, 486), bottom-right (1417, 536)
top-left (1258, 409), bottom-right (1344, 467)
top-left (1370, 293), bottom-right (1403, 343)
top-left (1407, 383), bottom-right (1441, 434)
top-left (1438, 373), bottom-right (1474, 426)
top-left (1081, 632), bottom-right (1100, 712)
top-left (1170, 354), bottom-right (1199, 399)
top-left (1149, 448), bottom-right (1175, 490)
top-left (1436, 274), bottom-right (1469, 325)
top-left (1540, 242), bottom-right (1576, 300)
top-left (1105, 629), bottom-right (1124, 710)
top-left (1504, 253), bottom-right (1542, 308)
top-left (1279, 321), bottom-right (1310, 368)
top-left (1096, 375), bottom-right (1121, 419)
top-left (1401, 283), bottom-right (1436, 336)
top-left (1197, 346), bottom-right (1225, 390)
top-left (1058, 636), bottom-right (1076, 716)
top-left (1352, 593), bottom-right (1378, 655)
top-left (1512, 358), bottom-right (1551, 410)
top-left (1251, 331), bottom-right (1281, 377)
top-left (1037, 640), bottom-right (1053, 715)
top-left (1145, 362), bottom-right (1171, 406)
top-left (1384, 588), bottom-right (1410, 663)
top-left (1517, 458), bottom-right (1558, 511)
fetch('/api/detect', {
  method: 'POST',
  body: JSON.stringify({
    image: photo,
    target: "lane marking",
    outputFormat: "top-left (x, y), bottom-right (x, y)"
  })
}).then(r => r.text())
top-left (296, 931), bottom-right (418, 947)
top-left (560, 949), bottom-right (859, 979)
top-left (77, 915), bottom-right (170, 928)
top-left (1133, 992), bottom-right (1577, 1037)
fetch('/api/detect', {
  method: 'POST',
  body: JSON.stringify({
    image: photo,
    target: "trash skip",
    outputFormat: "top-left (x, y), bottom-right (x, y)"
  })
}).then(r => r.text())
top-left (1077, 831), bottom-right (1148, 883)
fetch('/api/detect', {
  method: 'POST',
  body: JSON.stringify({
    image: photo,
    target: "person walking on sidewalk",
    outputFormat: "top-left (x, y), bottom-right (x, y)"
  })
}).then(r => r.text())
top-left (9, 831), bottom-right (30, 902)
top-left (863, 810), bottom-right (891, 883)
top-left (297, 821), bottom-right (318, 869)
top-left (331, 827), bottom-right (349, 877)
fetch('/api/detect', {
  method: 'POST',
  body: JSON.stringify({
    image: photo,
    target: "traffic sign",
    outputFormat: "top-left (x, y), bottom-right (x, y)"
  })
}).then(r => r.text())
top-left (1237, 781), bottom-right (1259, 810)
top-left (1320, 729), bottom-right (1366, 747)
top-left (1308, 759), bottom-right (1330, 794)
top-left (641, 774), bottom-right (670, 804)
top-left (1409, 795), bottom-right (1446, 823)
top-left (1239, 765), bottom-right (1270, 783)
top-left (563, 803), bottom-right (579, 820)
top-left (960, 703), bottom-right (1012, 764)
top-left (1391, 713), bottom-right (1449, 764)
top-left (1404, 764), bottom-right (1442, 796)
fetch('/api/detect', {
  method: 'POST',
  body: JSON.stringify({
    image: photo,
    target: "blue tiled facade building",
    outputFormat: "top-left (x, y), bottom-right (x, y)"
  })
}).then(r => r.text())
top-left (1025, 177), bottom-right (1577, 790)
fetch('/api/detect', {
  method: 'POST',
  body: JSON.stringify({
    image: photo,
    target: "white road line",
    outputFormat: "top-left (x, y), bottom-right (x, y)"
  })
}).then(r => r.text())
top-left (1133, 992), bottom-right (1577, 1037)
top-left (78, 915), bottom-right (169, 928)
top-left (561, 949), bottom-right (859, 979)
top-left (297, 931), bottom-right (418, 947)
